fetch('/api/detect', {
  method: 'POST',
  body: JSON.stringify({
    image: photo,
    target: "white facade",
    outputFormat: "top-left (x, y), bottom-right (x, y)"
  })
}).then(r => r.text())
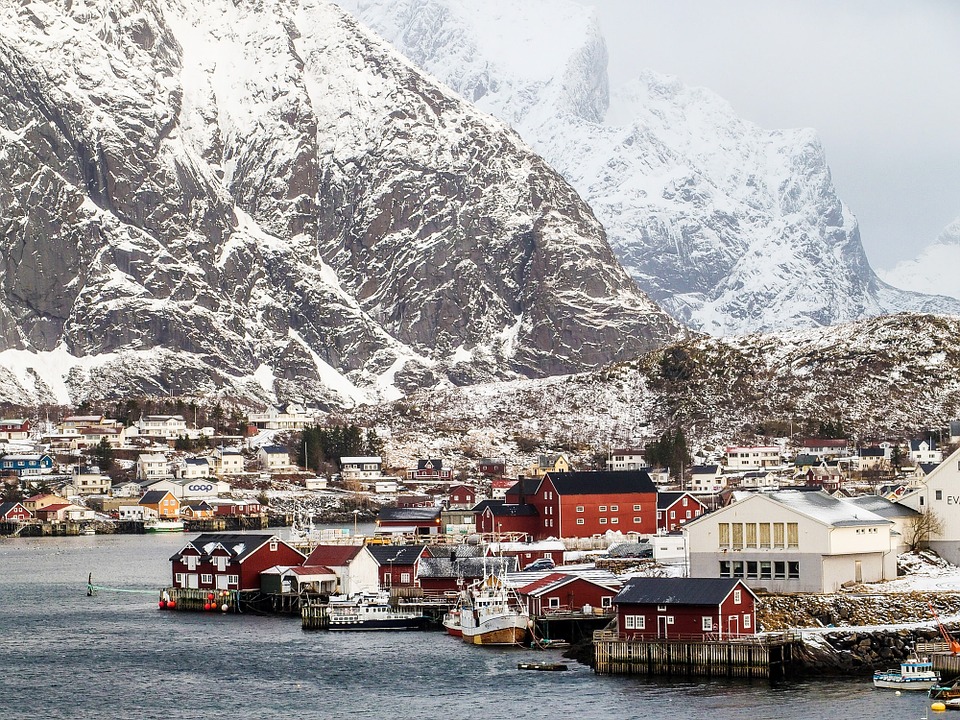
top-left (652, 534), bottom-right (687, 565)
top-left (258, 446), bottom-right (291, 471)
top-left (899, 447), bottom-right (960, 563)
top-left (606, 449), bottom-right (646, 472)
top-left (214, 449), bottom-right (245, 476)
top-left (137, 453), bottom-right (169, 480)
top-left (689, 466), bottom-right (725, 493)
top-left (180, 458), bottom-right (211, 480)
top-left (724, 446), bottom-right (782, 470)
top-left (909, 440), bottom-right (944, 464)
top-left (137, 415), bottom-right (188, 439)
top-left (247, 403), bottom-right (317, 430)
top-left (340, 456), bottom-right (383, 481)
top-left (685, 491), bottom-right (896, 593)
top-left (71, 470), bottom-right (112, 496)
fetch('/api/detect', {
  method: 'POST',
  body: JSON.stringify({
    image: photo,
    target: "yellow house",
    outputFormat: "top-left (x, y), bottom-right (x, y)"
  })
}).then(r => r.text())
top-left (138, 490), bottom-right (180, 519)
top-left (180, 501), bottom-right (214, 519)
top-left (23, 493), bottom-right (70, 513)
top-left (527, 453), bottom-right (570, 478)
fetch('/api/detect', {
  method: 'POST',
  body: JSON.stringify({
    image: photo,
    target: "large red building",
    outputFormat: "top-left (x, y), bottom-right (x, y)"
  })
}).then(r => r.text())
top-left (613, 577), bottom-right (757, 640)
top-left (170, 533), bottom-right (306, 591)
top-left (490, 471), bottom-right (658, 540)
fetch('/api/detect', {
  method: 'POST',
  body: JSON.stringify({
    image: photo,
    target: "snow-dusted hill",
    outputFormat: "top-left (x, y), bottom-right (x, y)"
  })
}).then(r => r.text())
top-left (335, 0), bottom-right (960, 335)
top-left (0, 0), bottom-right (682, 405)
top-left (877, 217), bottom-right (960, 301)
top-left (355, 313), bottom-right (960, 471)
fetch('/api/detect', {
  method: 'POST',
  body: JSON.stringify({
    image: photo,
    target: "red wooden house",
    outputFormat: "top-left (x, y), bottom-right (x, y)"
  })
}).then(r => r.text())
top-left (397, 494), bottom-right (433, 508)
top-left (494, 471), bottom-right (658, 540)
top-left (478, 458), bottom-right (506, 477)
top-left (656, 491), bottom-right (707, 532)
top-left (367, 544), bottom-right (426, 588)
top-left (613, 577), bottom-right (758, 640)
top-left (416, 549), bottom-right (516, 593)
top-left (376, 506), bottom-right (442, 535)
top-left (170, 533), bottom-right (306, 591)
top-left (516, 572), bottom-right (621, 616)
top-left (212, 499), bottom-right (263, 517)
top-left (474, 500), bottom-right (538, 539)
top-left (410, 458), bottom-right (453, 481)
top-left (0, 501), bottom-right (32, 522)
top-left (447, 484), bottom-right (476, 510)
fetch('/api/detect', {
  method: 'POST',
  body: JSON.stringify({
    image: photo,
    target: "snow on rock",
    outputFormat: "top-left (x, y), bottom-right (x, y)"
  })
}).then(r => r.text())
top-left (878, 216), bottom-right (960, 302)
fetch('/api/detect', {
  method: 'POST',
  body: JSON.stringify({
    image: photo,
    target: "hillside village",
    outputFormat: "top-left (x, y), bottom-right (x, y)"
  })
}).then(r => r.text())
top-left (3, 402), bottom-right (960, 607)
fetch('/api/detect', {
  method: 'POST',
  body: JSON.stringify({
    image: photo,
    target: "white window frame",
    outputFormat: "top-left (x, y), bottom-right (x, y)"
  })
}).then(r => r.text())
top-left (702, 616), bottom-right (713, 632)
top-left (743, 614), bottom-right (752, 629)
top-left (576, 505), bottom-right (584, 513)
top-left (599, 505), bottom-right (607, 512)
top-left (633, 504), bottom-right (641, 511)
top-left (599, 518), bottom-right (607, 525)
top-left (610, 505), bottom-right (619, 512)
top-left (633, 517), bottom-right (642, 524)
top-left (734, 589), bottom-right (742, 604)
top-left (576, 518), bottom-right (585, 525)
top-left (201, 573), bottom-right (213, 584)
top-left (548, 597), bottom-right (560, 609)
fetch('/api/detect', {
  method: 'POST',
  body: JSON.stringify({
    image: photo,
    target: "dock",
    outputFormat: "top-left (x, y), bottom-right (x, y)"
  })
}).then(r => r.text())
top-left (593, 631), bottom-right (800, 679)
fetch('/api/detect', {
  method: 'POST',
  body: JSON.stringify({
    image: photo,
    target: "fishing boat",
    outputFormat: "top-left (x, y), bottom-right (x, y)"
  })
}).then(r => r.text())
top-left (326, 593), bottom-right (428, 631)
top-left (442, 605), bottom-right (463, 638)
top-left (144, 518), bottom-right (185, 533)
top-left (931, 677), bottom-right (960, 700)
top-left (459, 577), bottom-right (530, 646)
top-left (872, 656), bottom-right (939, 690)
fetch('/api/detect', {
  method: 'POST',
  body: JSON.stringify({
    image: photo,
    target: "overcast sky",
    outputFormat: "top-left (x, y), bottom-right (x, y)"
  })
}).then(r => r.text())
top-left (579, 0), bottom-right (960, 270)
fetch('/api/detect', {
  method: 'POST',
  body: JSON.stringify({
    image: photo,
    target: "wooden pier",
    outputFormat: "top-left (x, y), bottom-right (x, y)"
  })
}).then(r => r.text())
top-left (594, 631), bottom-right (800, 679)
top-left (919, 642), bottom-right (960, 677)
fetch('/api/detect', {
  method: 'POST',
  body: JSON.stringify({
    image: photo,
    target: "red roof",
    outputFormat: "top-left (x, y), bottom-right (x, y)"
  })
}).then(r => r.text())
top-left (517, 572), bottom-right (570, 595)
top-left (304, 545), bottom-right (363, 567)
top-left (292, 565), bottom-right (336, 576)
top-left (39, 503), bottom-right (71, 512)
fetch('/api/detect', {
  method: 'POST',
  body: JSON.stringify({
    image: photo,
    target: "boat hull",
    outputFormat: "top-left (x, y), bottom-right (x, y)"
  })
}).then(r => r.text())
top-left (873, 673), bottom-right (939, 690)
top-left (461, 613), bottom-right (529, 646)
top-left (144, 520), bottom-right (184, 533)
top-left (328, 617), bottom-right (427, 631)
top-left (442, 612), bottom-right (462, 638)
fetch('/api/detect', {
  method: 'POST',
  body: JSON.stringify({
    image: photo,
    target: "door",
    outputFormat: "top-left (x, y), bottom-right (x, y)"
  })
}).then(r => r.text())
top-left (657, 615), bottom-right (669, 639)
top-left (855, 560), bottom-right (862, 583)
top-left (216, 575), bottom-right (229, 590)
top-left (727, 614), bottom-right (740, 637)
top-left (187, 574), bottom-right (199, 589)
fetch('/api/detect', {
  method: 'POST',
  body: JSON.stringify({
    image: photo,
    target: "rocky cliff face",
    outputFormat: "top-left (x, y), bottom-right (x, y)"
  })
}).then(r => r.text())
top-left (0, 0), bottom-right (681, 405)
top-left (335, 0), bottom-right (960, 335)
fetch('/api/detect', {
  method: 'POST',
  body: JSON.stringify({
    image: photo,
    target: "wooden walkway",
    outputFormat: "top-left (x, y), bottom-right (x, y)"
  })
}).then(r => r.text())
top-left (594, 631), bottom-right (800, 679)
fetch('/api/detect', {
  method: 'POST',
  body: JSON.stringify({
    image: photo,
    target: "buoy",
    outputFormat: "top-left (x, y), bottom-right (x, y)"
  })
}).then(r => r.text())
top-left (932, 701), bottom-right (946, 712)
top-left (204, 602), bottom-right (211, 611)
top-left (895, 691), bottom-right (901, 696)
top-left (221, 603), bottom-right (228, 612)
top-left (207, 593), bottom-right (215, 601)
top-left (159, 600), bottom-right (166, 609)
top-left (168, 600), bottom-right (176, 609)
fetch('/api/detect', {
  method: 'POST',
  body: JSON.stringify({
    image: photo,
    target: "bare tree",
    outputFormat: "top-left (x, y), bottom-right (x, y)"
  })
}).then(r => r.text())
top-left (904, 509), bottom-right (944, 552)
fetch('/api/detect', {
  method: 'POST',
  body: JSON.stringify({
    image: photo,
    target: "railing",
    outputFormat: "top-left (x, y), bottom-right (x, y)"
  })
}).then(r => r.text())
top-left (593, 630), bottom-right (800, 645)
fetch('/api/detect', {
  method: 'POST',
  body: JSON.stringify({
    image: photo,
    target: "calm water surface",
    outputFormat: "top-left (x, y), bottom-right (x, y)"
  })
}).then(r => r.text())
top-left (0, 533), bottom-right (936, 720)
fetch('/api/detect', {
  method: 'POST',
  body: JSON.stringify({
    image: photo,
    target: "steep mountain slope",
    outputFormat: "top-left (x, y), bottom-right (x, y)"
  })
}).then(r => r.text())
top-left (0, 0), bottom-right (681, 405)
top-left (356, 313), bottom-right (960, 470)
top-left (877, 217), bottom-right (960, 301)
top-left (335, 0), bottom-right (960, 335)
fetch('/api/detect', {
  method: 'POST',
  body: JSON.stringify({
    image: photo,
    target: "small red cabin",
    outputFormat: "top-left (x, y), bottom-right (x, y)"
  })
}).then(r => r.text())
top-left (614, 577), bottom-right (757, 640)
top-left (516, 572), bottom-right (621, 616)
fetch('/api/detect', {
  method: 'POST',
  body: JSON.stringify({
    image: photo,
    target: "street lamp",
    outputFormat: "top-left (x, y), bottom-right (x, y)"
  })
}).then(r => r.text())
top-left (353, 509), bottom-right (360, 536)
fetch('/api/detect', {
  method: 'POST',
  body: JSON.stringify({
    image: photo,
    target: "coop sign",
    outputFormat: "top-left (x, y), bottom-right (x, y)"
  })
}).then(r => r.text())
top-left (187, 483), bottom-right (215, 493)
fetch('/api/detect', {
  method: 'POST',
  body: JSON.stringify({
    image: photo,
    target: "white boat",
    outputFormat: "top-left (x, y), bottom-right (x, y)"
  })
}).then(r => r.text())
top-left (442, 607), bottom-right (462, 638)
top-left (459, 578), bottom-right (530, 646)
top-left (326, 593), bottom-right (427, 631)
top-left (873, 656), bottom-right (939, 690)
top-left (144, 518), bottom-right (185, 533)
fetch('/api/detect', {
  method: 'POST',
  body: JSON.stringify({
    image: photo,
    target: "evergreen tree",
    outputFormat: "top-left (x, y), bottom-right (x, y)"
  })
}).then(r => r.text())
top-left (90, 437), bottom-right (115, 472)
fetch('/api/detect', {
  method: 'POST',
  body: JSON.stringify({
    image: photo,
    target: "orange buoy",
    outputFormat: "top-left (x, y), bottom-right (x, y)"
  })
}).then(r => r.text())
top-left (168, 600), bottom-right (176, 609)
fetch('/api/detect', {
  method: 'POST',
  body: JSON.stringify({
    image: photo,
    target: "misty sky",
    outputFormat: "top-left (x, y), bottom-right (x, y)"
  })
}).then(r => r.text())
top-left (580, 0), bottom-right (960, 270)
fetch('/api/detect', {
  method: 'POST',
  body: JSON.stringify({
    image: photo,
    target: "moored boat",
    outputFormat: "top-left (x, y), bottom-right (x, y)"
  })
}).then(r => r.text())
top-left (460, 578), bottom-right (530, 646)
top-left (144, 518), bottom-right (185, 533)
top-left (873, 656), bottom-right (939, 690)
top-left (442, 607), bottom-right (462, 638)
top-left (326, 593), bottom-right (428, 630)
top-left (931, 677), bottom-right (960, 700)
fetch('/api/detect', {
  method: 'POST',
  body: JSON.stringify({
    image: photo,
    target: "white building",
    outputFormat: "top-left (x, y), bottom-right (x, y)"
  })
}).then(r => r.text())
top-left (258, 445), bottom-right (291, 472)
top-left (137, 415), bottom-right (188, 440)
top-left (340, 456), bottom-right (384, 482)
top-left (213, 448), bottom-right (245, 476)
top-left (689, 465), bottom-right (725, 493)
top-left (69, 467), bottom-right (112, 496)
top-left (724, 446), bottom-right (782, 470)
top-left (179, 457), bottom-right (211, 480)
top-left (899, 446), bottom-right (960, 564)
top-left (137, 453), bottom-right (169, 481)
top-left (606, 449), bottom-right (646, 472)
top-left (247, 402), bottom-right (317, 430)
top-left (684, 490), bottom-right (896, 593)
top-left (909, 438), bottom-right (943, 465)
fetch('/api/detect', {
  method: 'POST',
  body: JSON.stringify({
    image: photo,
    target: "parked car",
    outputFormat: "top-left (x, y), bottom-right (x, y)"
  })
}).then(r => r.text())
top-left (524, 558), bottom-right (556, 571)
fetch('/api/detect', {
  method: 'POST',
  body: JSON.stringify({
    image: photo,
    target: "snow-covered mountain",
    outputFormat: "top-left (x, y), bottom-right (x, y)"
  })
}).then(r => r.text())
top-left (335, 0), bottom-right (960, 335)
top-left (355, 312), bottom-right (960, 471)
top-left (0, 0), bottom-right (683, 406)
top-left (877, 217), bottom-right (960, 301)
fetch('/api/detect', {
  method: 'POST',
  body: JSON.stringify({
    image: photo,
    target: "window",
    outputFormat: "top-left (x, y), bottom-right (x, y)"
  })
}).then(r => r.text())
top-left (201, 573), bottom-right (213, 584)
top-left (746, 561), bottom-right (758, 578)
top-left (719, 523), bottom-right (730, 548)
top-left (633, 517), bottom-right (642, 524)
top-left (599, 518), bottom-right (608, 525)
top-left (759, 523), bottom-right (771, 548)
top-left (624, 615), bottom-right (645, 630)
top-left (657, 605), bottom-right (667, 612)
top-left (610, 505), bottom-right (619, 511)
top-left (732, 523), bottom-right (744, 550)
top-left (702, 616), bottom-right (713, 631)
top-left (227, 575), bottom-right (238, 585)
top-left (175, 573), bottom-right (184, 585)
top-left (773, 523), bottom-right (785, 548)
top-left (936, 490), bottom-right (943, 501)
top-left (611, 517), bottom-right (619, 524)
top-left (599, 505), bottom-right (607, 512)
top-left (732, 561), bottom-right (744, 578)
top-left (787, 523), bottom-right (799, 548)
top-left (733, 589), bottom-right (742, 604)
top-left (601, 596), bottom-right (612, 608)
top-left (743, 614), bottom-right (752, 629)
top-left (400, 573), bottom-right (410, 584)
top-left (667, 616), bottom-right (675, 625)
top-left (774, 561), bottom-right (786, 580)
top-left (576, 505), bottom-right (584, 513)
top-left (269, 540), bottom-right (278, 552)
top-left (670, 510), bottom-right (676, 519)
top-left (576, 518), bottom-right (585, 525)
top-left (788, 561), bottom-right (800, 580)
top-left (686, 510), bottom-right (691, 519)
top-left (549, 597), bottom-right (560, 609)
top-left (720, 561), bottom-right (731, 578)
top-left (760, 561), bottom-right (772, 580)
top-left (745, 523), bottom-right (757, 548)
top-left (633, 504), bottom-right (641, 511)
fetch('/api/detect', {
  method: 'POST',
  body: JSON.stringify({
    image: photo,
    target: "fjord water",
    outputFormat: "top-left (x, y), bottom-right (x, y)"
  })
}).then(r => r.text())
top-left (0, 535), bottom-right (930, 720)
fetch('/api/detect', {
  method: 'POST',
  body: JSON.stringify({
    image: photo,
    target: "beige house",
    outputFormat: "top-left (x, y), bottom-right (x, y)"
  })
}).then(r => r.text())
top-left (527, 453), bottom-right (570, 478)
top-left (685, 490), bottom-right (896, 593)
top-left (137, 453), bottom-right (169, 481)
top-left (213, 448), bottom-right (245, 476)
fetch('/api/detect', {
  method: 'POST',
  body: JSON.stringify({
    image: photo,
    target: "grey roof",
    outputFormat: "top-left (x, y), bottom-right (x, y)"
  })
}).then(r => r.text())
top-left (858, 447), bottom-right (886, 457)
top-left (139, 490), bottom-right (173, 504)
top-left (657, 491), bottom-right (700, 510)
top-left (844, 495), bottom-right (921, 519)
top-left (259, 445), bottom-right (288, 454)
top-left (367, 545), bottom-right (427, 566)
top-left (424, 544), bottom-right (484, 559)
top-left (416, 458), bottom-right (444, 470)
top-left (690, 465), bottom-right (719, 474)
top-left (377, 506), bottom-right (441, 522)
top-left (417, 556), bottom-right (517, 579)
top-left (614, 577), bottom-right (752, 606)
top-left (918, 462), bottom-right (942, 475)
top-left (170, 533), bottom-right (301, 563)
top-left (765, 490), bottom-right (891, 527)
top-left (505, 478), bottom-right (541, 498)
top-left (546, 470), bottom-right (657, 495)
